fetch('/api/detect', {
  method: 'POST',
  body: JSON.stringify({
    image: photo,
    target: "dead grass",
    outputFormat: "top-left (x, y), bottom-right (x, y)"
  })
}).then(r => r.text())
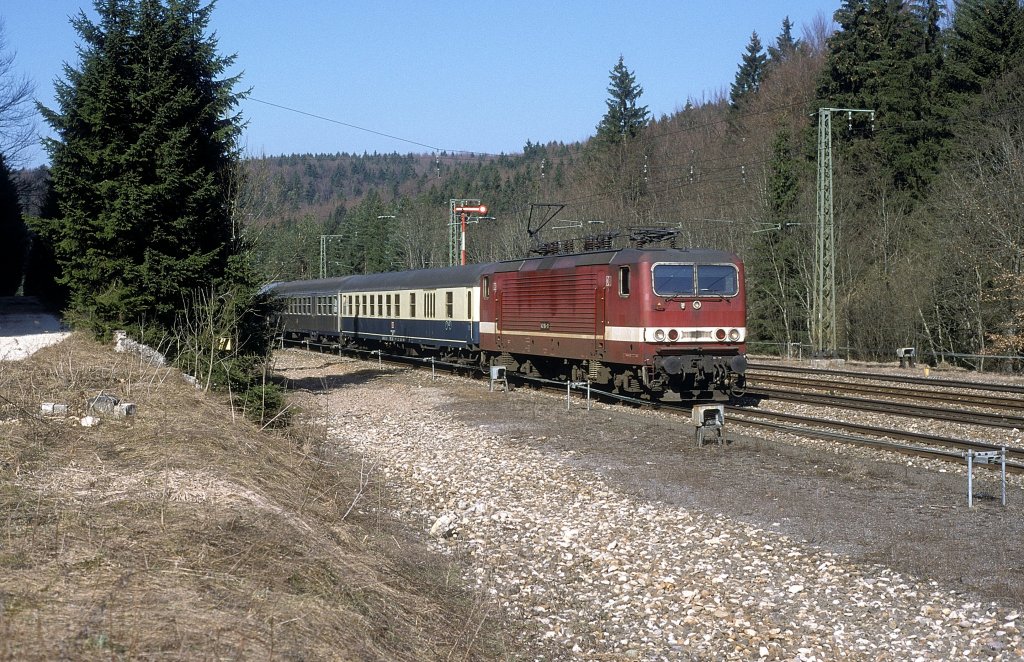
top-left (0, 333), bottom-right (507, 660)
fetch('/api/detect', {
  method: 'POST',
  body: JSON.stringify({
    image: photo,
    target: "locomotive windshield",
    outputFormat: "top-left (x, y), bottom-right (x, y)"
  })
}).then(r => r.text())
top-left (652, 263), bottom-right (739, 297)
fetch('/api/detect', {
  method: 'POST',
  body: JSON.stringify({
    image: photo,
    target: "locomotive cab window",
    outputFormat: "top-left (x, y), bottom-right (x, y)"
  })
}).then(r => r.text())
top-left (696, 264), bottom-right (739, 296)
top-left (618, 266), bottom-right (631, 296)
top-left (482, 276), bottom-right (490, 299)
top-left (652, 264), bottom-right (695, 297)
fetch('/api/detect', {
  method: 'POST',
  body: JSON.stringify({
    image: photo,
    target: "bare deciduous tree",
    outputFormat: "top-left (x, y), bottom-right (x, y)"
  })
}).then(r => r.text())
top-left (0, 20), bottom-right (36, 167)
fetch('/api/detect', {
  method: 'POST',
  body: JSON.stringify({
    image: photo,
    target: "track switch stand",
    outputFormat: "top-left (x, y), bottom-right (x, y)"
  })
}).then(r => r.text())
top-left (693, 404), bottom-right (725, 447)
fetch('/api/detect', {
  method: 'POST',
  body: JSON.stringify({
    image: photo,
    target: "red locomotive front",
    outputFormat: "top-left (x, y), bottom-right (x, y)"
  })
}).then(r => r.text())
top-left (479, 248), bottom-right (746, 401)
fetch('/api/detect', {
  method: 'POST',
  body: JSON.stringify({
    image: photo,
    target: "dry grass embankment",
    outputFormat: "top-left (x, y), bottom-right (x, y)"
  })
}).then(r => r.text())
top-left (0, 333), bottom-right (504, 660)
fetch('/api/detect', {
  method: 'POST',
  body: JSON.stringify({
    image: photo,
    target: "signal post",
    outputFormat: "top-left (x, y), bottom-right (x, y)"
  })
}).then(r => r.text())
top-left (448, 199), bottom-right (489, 266)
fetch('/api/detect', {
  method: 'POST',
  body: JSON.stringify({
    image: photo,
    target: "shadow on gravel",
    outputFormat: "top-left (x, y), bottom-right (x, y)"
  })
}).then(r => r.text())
top-left (280, 368), bottom-right (401, 392)
top-left (729, 392), bottom-right (769, 407)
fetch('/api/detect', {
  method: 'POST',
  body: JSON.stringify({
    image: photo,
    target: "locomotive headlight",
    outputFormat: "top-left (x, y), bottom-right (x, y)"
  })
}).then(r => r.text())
top-left (668, 329), bottom-right (679, 341)
top-left (728, 328), bottom-right (741, 341)
top-left (654, 329), bottom-right (666, 342)
top-left (715, 328), bottom-right (727, 340)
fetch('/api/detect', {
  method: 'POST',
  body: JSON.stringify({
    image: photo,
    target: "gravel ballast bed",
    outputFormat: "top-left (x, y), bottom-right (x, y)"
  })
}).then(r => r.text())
top-left (278, 351), bottom-right (1024, 661)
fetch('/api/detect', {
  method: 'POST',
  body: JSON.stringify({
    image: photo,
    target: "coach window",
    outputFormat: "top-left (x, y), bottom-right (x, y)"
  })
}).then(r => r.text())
top-left (466, 291), bottom-right (472, 319)
top-left (619, 266), bottom-right (631, 296)
top-left (386, 294), bottom-right (392, 318)
top-left (410, 293), bottom-right (416, 318)
top-left (445, 291), bottom-right (454, 319)
top-left (378, 294), bottom-right (383, 317)
top-left (395, 294), bottom-right (401, 316)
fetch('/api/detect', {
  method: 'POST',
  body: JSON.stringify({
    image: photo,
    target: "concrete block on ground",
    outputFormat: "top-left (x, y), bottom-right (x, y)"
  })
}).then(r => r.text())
top-left (87, 394), bottom-right (120, 414)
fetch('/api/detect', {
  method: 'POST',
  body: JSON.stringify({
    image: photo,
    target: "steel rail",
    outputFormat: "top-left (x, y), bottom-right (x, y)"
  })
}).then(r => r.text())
top-left (748, 361), bottom-right (1024, 395)
top-left (748, 374), bottom-right (1024, 412)
top-left (726, 407), bottom-right (1024, 460)
top-left (746, 386), bottom-right (1024, 430)
top-left (722, 409), bottom-right (1024, 475)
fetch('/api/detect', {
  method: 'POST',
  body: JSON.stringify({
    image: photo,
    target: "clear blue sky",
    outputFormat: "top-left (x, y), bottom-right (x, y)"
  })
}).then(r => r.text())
top-left (4, 1), bottom-right (840, 168)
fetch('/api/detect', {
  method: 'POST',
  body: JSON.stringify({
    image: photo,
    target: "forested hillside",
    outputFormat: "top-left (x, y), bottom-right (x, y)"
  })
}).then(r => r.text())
top-left (12, 0), bottom-right (1024, 368)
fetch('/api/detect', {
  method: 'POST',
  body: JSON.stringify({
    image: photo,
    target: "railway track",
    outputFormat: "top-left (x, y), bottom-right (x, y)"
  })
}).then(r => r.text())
top-left (747, 373), bottom-right (1024, 412)
top-left (748, 361), bottom-right (1024, 395)
top-left (721, 407), bottom-right (1024, 474)
top-left (744, 385), bottom-right (1024, 429)
top-left (283, 340), bottom-right (1023, 475)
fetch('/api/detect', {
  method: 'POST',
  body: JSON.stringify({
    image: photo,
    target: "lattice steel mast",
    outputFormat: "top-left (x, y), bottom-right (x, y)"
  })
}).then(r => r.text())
top-left (813, 107), bottom-right (874, 357)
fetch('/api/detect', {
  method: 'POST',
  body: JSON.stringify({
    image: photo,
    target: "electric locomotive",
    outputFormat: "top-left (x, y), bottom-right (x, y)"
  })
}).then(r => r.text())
top-left (478, 248), bottom-right (746, 400)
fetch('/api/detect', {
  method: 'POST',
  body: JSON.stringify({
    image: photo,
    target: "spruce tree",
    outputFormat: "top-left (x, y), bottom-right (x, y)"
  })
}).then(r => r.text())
top-left (39, 0), bottom-right (245, 336)
top-left (817, 0), bottom-right (945, 191)
top-left (22, 175), bottom-right (66, 307)
top-left (595, 56), bottom-right (650, 145)
top-left (943, 0), bottom-right (1024, 105)
top-left (730, 32), bottom-right (767, 108)
top-left (746, 129), bottom-right (806, 348)
top-left (0, 153), bottom-right (26, 295)
top-left (588, 56), bottom-right (651, 220)
top-left (767, 17), bottom-right (800, 65)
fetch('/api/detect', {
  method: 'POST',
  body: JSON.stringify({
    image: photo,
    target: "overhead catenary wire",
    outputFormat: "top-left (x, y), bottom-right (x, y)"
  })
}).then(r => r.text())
top-left (249, 97), bottom-right (506, 159)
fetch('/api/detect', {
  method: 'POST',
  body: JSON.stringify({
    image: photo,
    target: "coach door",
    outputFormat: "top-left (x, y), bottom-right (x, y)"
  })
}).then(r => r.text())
top-left (494, 289), bottom-right (504, 348)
